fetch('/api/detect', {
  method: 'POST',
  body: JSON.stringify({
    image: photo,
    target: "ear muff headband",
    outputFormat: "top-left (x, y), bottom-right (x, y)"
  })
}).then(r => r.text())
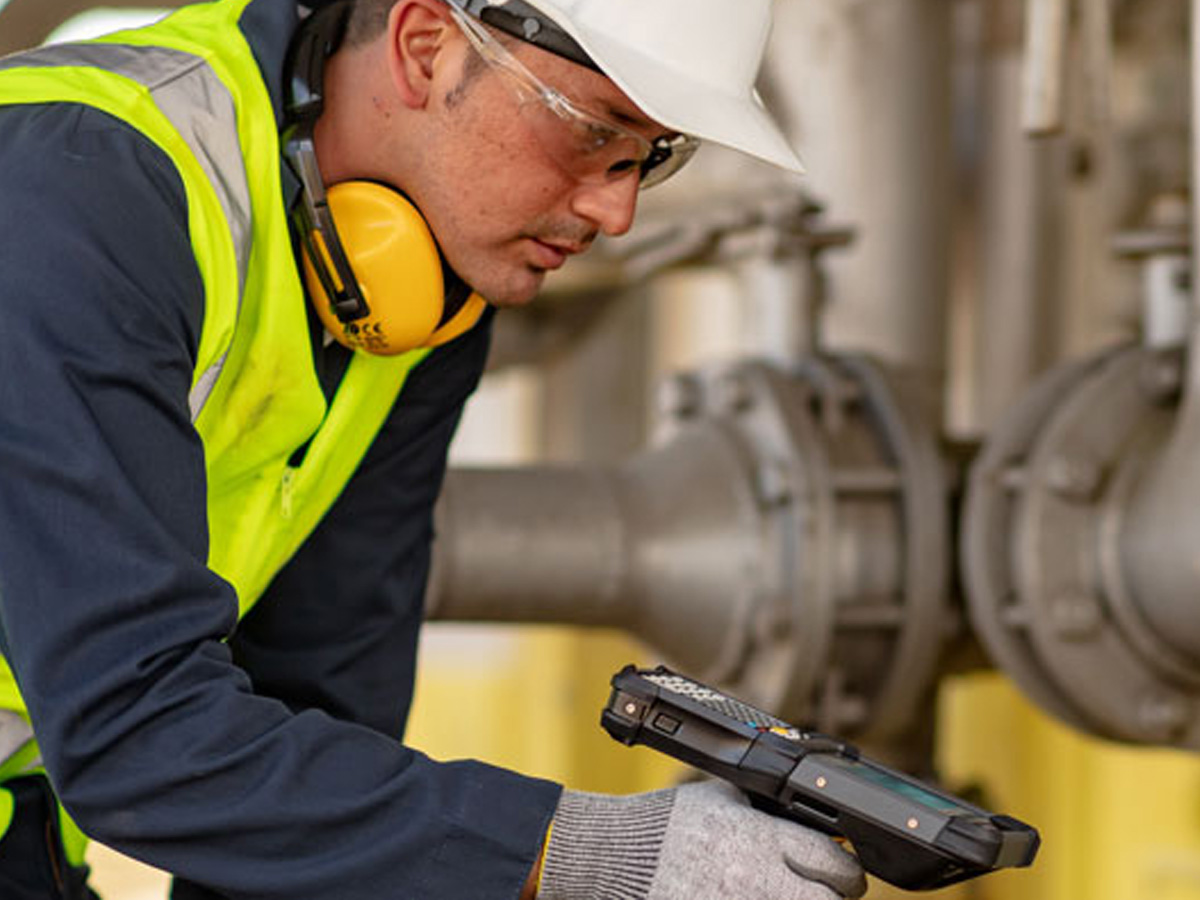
top-left (284, 2), bottom-right (366, 323)
top-left (282, 1), bottom-right (486, 355)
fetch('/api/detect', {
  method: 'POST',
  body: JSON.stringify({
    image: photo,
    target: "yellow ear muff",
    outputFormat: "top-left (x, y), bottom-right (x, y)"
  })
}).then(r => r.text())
top-left (303, 181), bottom-right (447, 355)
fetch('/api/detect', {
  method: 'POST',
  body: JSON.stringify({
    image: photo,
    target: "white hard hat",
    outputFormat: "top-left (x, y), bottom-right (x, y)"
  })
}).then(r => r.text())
top-left (458, 0), bottom-right (804, 175)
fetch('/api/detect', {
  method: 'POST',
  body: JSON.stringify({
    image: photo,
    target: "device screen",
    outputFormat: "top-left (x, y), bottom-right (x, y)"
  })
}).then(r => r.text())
top-left (821, 755), bottom-right (976, 816)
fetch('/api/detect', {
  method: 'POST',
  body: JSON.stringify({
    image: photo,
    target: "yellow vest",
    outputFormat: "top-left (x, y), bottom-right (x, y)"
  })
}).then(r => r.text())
top-left (0, 0), bottom-right (435, 725)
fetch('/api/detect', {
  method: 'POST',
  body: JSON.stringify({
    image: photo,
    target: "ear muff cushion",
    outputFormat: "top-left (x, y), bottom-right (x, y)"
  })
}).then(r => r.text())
top-left (304, 181), bottom-right (445, 355)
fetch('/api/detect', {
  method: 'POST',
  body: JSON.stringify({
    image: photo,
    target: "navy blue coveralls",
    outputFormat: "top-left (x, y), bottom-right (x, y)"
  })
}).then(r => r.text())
top-left (0, 1), bottom-right (561, 896)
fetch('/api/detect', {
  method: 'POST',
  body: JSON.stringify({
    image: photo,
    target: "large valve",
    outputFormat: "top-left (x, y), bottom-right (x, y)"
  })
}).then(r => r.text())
top-left (961, 344), bottom-right (1200, 746)
top-left (428, 354), bottom-right (952, 749)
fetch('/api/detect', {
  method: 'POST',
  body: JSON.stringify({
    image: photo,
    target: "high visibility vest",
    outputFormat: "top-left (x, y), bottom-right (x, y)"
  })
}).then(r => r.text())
top-left (0, 0), bottom-right (439, 751)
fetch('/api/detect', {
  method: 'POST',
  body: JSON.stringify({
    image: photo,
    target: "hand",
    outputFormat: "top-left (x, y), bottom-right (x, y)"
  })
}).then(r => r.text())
top-left (539, 780), bottom-right (867, 900)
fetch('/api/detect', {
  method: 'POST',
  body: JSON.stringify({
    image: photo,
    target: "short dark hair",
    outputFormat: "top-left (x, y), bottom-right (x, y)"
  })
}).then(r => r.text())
top-left (344, 0), bottom-right (397, 47)
top-left (342, 0), bottom-right (508, 101)
top-left (343, 0), bottom-right (558, 61)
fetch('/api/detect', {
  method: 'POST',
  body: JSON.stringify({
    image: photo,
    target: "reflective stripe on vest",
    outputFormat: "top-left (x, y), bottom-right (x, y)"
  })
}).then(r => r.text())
top-left (0, 41), bottom-right (251, 417)
top-left (0, 712), bottom-right (35, 781)
top-left (0, 0), bottom-right (435, 724)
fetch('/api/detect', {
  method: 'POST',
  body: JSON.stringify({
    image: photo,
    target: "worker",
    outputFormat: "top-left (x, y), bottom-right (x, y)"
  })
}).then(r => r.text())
top-left (0, 0), bottom-right (867, 898)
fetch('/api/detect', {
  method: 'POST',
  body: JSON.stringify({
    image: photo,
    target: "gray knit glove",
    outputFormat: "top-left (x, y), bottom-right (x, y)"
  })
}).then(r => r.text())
top-left (539, 780), bottom-right (867, 900)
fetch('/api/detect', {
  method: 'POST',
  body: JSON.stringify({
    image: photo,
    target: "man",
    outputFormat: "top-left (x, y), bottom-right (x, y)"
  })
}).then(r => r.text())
top-left (0, 0), bottom-right (868, 898)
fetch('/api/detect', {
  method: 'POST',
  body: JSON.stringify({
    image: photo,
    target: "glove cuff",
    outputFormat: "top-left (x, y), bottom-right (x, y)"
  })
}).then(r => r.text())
top-left (539, 788), bottom-right (676, 900)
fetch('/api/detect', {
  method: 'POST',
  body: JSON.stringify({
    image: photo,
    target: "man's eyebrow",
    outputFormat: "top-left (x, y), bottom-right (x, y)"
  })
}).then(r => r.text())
top-left (603, 103), bottom-right (671, 138)
top-left (605, 106), bottom-right (649, 127)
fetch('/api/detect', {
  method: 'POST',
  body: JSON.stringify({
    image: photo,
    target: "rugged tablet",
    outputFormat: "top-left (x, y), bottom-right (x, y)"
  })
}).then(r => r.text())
top-left (601, 665), bottom-right (1040, 891)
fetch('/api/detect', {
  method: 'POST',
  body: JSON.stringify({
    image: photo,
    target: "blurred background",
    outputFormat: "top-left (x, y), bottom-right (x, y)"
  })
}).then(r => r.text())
top-left (5, 0), bottom-right (1200, 897)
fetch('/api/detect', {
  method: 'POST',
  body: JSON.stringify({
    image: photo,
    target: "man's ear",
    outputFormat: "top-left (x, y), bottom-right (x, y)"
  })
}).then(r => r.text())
top-left (387, 0), bottom-right (458, 109)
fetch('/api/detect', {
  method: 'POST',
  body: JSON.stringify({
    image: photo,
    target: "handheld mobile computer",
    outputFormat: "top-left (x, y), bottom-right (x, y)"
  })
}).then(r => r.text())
top-left (601, 665), bottom-right (1040, 891)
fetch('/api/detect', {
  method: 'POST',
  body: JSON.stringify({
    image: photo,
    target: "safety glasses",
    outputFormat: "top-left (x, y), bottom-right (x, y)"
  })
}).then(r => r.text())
top-left (448, 5), bottom-right (699, 190)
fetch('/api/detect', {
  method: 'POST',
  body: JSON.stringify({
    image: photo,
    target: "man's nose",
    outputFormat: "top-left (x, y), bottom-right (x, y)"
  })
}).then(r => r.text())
top-left (569, 175), bottom-right (639, 237)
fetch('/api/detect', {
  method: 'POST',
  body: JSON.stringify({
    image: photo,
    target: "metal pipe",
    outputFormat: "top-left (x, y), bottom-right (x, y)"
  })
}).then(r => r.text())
top-left (427, 421), bottom-right (767, 679)
top-left (737, 257), bottom-right (816, 365)
top-left (1021, 0), bottom-right (1070, 135)
top-left (763, 0), bottom-right (953, 374)
top-left (973, 0), bottom-right (1064, 430)
top-left (1112, 0), bottom-right (1200, 663)
top-left (1079, 0), bottom-right (1112, 130)
top-left (1193, 0), bottom-right (1200, 361)
top-left (427, 466), bottom-right (629, 625)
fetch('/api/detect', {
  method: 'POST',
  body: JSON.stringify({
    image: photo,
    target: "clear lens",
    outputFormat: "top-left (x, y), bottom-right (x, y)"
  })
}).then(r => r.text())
top-left (639, 133), bottom-right (701, 189)
top-left (514, 84), bottom-right (648, 182)
top-left (450, 6), bottom-right (695, 190)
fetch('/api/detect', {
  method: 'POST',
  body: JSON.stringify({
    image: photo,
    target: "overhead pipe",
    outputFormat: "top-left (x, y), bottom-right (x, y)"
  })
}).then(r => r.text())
top-left (762, 0), bottom-right (953, 374)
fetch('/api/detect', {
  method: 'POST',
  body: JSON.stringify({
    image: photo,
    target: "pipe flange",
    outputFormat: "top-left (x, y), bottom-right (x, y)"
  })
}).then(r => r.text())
top-left (1017, 347), bottom-right (1200, 744)
top-left (832, 355), bottom-right (950, 743)
top-left (961, 350), bottom-right (1112, 734)
top-left (711, 355), bottom-right (949, 744)
top-left (690, 361), bottom-right (841, 724)
top-left (965, 345), bottom-right (1200, 745)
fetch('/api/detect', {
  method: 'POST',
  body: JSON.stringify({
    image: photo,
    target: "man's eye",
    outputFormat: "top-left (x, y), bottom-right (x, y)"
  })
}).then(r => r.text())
top-left (642, 145), bottom-right (670, 170)
top-left (606, 159), bottom-right (639, 175)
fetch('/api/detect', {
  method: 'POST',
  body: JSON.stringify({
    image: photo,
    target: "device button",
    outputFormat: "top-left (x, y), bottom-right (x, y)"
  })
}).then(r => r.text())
top-left (653, 713), bottom-right (682, 735)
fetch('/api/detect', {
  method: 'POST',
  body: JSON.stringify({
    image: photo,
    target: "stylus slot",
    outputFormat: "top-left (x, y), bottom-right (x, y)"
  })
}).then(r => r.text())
top-left (788, 793), bottom-right (841, 824)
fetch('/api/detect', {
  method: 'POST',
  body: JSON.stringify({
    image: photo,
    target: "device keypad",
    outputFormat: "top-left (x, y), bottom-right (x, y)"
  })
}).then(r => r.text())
top-left (645, 673), bottom-right (793, 731)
